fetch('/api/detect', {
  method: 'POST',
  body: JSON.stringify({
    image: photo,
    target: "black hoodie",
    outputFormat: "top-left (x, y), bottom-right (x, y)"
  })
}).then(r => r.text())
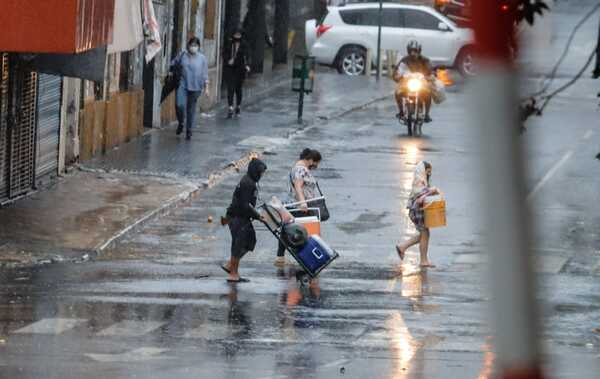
top-left (227, 159), bottom-right (267, 220)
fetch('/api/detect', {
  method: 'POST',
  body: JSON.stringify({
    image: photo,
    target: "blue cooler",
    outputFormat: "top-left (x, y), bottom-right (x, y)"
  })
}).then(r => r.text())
top-left (296, 235), bottom-right (337, 276)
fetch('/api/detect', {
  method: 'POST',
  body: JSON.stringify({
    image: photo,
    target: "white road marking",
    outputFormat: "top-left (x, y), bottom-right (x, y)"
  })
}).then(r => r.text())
top-left (536, 256), bottom-right (569, 274)
top-left (96, 320), bottom-right (165, 337)
top-left (86, 347), bottom-right (169, 363)
top-left (527, 151), bottom-right (573, 202)
top-left (237, 136), bottom-right (289, 148)
top-left (183, 324), bottom-right (242, 339)
top-left (13, 318), bottom-right (87, 335)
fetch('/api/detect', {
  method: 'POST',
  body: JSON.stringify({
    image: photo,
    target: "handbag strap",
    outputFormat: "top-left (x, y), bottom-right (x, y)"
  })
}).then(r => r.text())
top-left (315, 181), bottom-right (324, 197)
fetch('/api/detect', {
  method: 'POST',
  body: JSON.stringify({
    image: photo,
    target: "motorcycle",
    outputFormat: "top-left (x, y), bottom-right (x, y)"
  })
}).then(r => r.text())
top-left (398, 72), bottom-right (428, 137)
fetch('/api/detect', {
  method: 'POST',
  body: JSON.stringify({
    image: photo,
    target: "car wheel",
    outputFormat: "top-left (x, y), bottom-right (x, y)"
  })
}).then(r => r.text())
top-left (337, 47), bottom-right (367, 76)
top-left (457, 47), bottom-right (477, 77)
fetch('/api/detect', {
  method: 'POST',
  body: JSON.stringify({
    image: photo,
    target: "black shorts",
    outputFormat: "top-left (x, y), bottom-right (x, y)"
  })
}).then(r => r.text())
top-left (228, 217), bottom-right (256, 258)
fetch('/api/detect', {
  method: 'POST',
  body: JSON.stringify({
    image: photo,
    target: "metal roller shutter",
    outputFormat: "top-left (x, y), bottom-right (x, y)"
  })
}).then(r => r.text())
top-left (36, 74), bottom-right (62, 180)
top-left (9, 69), bottom-right (38, 199)
top-left (0, 53), bottom-right (9, 202)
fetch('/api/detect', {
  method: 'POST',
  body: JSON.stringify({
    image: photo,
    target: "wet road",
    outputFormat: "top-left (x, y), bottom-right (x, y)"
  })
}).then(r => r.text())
top-left (1, 75), bottom-right (599, 378)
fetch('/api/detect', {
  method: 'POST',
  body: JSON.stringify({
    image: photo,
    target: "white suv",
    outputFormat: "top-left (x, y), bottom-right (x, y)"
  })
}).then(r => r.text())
top-left (306, 3), bottom-right (475, 76)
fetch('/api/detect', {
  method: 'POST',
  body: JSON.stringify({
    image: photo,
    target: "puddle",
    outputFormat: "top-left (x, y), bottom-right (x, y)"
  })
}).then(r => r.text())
top-left (337, 212), bottom-right (393, 234)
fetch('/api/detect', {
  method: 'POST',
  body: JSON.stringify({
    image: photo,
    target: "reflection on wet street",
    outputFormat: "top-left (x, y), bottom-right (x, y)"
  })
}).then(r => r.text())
top-left (1, 67), bottom-right (600, 378)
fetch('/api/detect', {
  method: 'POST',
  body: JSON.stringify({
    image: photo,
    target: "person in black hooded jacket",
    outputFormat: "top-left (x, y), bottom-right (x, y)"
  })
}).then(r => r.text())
top-left (222, 158), bottom-right (267, 282)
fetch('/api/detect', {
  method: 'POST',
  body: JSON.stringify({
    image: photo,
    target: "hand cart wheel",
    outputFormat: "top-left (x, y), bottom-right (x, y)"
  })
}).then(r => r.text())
top-left (296, 270), bottom-right (311, 286)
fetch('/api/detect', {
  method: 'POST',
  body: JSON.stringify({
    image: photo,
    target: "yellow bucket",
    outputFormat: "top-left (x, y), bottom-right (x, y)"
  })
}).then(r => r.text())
top-left (424, 200), bottom-right (447, 228)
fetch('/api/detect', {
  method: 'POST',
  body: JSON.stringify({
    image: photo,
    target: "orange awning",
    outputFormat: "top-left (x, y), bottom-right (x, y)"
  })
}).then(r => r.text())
top-left (0, 0), bottom-right (115, 54)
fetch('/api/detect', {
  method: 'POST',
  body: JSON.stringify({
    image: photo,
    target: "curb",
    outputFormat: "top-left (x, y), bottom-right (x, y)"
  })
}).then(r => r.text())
top-left (95, 94), bottom-right (391, 253)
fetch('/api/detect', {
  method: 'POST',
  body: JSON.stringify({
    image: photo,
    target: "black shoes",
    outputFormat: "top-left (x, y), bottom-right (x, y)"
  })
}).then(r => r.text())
top-left (424, 115), bottom-right (433, 123)
top-left (185, 131), bottom-right (192, 140)
top-left (176, 124), bottom-right (184, 135)
top-left (227, 107), bottom-right (241, 118)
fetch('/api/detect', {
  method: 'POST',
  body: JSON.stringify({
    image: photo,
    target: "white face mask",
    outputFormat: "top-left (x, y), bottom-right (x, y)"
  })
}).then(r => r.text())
top-left (188, 45), bottom-right (199, 54)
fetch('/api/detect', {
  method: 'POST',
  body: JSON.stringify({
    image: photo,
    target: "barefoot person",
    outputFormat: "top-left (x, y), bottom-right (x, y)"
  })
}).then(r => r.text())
top-left (222, 159), bottom-right (267, 282)
top-left (396, 161), bottom-right (439, 267)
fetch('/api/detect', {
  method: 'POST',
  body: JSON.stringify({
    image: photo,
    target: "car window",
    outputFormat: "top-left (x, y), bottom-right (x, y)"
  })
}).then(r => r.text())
top-left (317, 10), bottom-right (329, 26)
top-left (339, 9), bottom-right (380, 26)
top-left (402, 9), bottom-right (441, 31)
top-left (382, 9), bottom-right (404, 28)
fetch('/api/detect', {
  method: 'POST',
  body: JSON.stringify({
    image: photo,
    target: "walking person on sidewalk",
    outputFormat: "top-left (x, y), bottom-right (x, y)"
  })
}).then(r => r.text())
top-left (170, 37), bottom-right (209, 140)
top-left (223, 28), bottom-right (251, 118)
top-left (275, 148), bottom-right (323, 266)
top-left (222, 158), bottom-right (268, 282)
top-left (395, 161), bottom-right (439, 268)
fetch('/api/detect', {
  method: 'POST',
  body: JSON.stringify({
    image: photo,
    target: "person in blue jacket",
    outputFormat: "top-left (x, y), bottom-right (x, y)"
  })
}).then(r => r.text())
top-left (170, 37), bottom-right (209, 140)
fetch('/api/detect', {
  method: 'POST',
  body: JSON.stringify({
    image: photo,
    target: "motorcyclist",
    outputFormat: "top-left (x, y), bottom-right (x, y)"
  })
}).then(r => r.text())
top-left (394, 40), bottom-right (434, 123)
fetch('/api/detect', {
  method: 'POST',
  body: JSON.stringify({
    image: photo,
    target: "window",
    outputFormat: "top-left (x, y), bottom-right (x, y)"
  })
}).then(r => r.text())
top-left (402, 9), bottom-right (441, 31)
top-left (339, 9), bottom-right (380, 26)
top-left (382, 9), bottom-right (404, 28)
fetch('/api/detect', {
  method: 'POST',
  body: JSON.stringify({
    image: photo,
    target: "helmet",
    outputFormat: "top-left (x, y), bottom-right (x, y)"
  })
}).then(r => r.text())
top-left (407, 40), bottom-right (422, 54)
top-left (282, 224), bottom-right (308, 249)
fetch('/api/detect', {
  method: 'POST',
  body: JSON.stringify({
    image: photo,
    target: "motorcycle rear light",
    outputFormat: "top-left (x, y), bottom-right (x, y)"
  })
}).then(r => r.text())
top-left (316, 24), bottom-right (332, 38)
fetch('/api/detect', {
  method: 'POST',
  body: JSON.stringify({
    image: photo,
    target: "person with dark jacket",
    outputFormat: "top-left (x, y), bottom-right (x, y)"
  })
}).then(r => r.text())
top-left (223, 28), bottom-right (251, 118)
top-left (221, 158), bottom-right (267, 282)
top-left (394, 40), bottom-right (434, 123)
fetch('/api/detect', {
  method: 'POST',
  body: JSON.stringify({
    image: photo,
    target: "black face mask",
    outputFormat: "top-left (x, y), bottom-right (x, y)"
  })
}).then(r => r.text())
top-left (233, 36), bottom-right (241, 42)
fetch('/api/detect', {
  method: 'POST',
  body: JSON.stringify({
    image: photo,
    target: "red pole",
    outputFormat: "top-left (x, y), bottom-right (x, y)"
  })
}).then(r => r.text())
top-left (471, 1), bottom-right (545, 378)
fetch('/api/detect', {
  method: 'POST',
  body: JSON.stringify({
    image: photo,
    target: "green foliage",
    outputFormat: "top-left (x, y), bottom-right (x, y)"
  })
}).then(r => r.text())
top-left (516, 0), bottom-right (550, 25)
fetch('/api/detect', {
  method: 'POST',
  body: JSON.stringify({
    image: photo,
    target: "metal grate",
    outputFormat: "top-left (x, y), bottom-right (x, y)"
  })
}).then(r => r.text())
top-left (8, 68), bottom-right (37, 199)
top-left (36, 74), bottom-right (62, 180)
top-left (0, 53), bottom-right (9, 202)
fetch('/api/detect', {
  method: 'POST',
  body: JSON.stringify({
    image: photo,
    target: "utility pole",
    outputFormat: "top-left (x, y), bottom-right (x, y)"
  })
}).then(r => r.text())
top-left (471, 1), bottom-right (544, 378)
top-left (376, 0), bottom-right (383, 80)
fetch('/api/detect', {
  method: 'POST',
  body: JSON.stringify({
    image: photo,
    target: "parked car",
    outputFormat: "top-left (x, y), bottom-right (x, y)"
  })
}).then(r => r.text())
top-left (305, 3), bottom-right (475, 76)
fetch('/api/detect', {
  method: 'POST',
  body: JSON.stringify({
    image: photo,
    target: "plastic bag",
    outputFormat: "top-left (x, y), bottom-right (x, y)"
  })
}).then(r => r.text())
top-left (431, 79), bottom-right (446, 105)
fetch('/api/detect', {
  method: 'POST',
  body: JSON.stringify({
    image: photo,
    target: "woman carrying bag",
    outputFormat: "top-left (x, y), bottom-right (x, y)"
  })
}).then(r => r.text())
top-left (275, 148), bottom-right (328, 266)
top-left (395, 161), bottom-right (440, 268)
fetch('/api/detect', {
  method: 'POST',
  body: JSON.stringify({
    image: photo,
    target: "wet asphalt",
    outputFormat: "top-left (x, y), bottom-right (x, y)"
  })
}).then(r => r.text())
top-left (0, 70), bottom-right (599, 378)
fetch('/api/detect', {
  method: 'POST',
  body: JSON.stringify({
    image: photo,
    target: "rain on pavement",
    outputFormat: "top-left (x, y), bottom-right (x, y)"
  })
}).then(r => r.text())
top-left (1, 71), bottom-right (599, 378)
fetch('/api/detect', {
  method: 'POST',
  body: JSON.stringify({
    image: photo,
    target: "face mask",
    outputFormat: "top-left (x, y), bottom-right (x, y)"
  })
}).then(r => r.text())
top-left (188, 45), bottom-right (199, 54)
top-left (233, 35), bottom-right (242, 41)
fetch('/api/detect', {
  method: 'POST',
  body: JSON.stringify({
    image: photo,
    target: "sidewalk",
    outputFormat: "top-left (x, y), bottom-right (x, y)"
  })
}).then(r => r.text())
top-left (0, 73), bottom-right (394, 268)
top-left (85, 73), bottom-right (394, 180)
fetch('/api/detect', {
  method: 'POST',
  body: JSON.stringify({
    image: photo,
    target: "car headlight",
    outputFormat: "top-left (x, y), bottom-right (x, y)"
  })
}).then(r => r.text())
top-left (407, 78), bottom-right (422, 92)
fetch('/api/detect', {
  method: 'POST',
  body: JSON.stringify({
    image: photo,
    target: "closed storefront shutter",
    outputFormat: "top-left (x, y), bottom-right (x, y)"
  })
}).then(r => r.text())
top-left (0, 53), bottom-right (9, 202)
top-left (8, 69), bottom-right (38, 199)
top-left (36, 74), bottom-right (62, 181)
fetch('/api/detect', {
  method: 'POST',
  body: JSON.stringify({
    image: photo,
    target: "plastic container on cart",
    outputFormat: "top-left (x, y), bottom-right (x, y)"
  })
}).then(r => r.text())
top-left (260, 197), bottom-right (294, 230)
top-left (296, 235), bottom-right (336, 275)
top-left (294, 215), bottom-right (321, 236)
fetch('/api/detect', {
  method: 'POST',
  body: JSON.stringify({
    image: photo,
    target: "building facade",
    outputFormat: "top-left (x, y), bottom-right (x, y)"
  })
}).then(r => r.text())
top-left (0, 0), bottom-right (225, 204)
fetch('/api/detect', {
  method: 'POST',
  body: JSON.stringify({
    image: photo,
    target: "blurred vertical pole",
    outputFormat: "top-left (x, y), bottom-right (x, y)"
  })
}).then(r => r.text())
top-left (593, 15), bottom-right (600, 78)
top-left (376, 0), bottom-right (383, 80)
top-left (471, 1), bottom-right (544, 379)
